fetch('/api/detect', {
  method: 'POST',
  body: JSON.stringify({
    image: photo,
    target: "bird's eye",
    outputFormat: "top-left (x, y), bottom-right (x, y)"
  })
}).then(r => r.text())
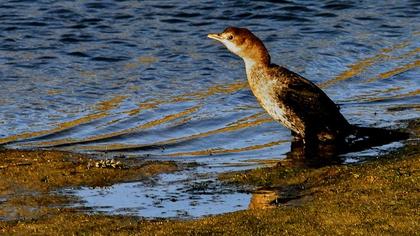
top-left (227, 35), bottom-right (233, 40)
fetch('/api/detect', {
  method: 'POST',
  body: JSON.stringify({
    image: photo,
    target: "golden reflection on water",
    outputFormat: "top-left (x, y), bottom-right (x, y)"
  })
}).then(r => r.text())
top-left (319, 41), bottom-right (418, 88)
top-left (27, 105), bottom-right (202, 147)
top-left (383, 89), bottom-right (419, 100)
top-left (0, 95), bottom-right (128, 145)
top-left (167, 140), bottom-right (287, 157)
top-left (124, 56), bottom-right (158, 70)
top-left (78, 70), bottom-right (98, 79)
top-left (0, 113), bottom-right (104, 145)
top-left (227, 111), bottom-right (266, 126)
top-left (2, 78), bottom-right (249, 147)
top-left (96, 95), bottom-right (128, 112)
top-left (157, 81), bottom-right (248, 105)
top-left (353, 89), bottom-right (419, 103)
top-left (129, 81), bottom-right (248, 112)
top-left (77, 114), bottom-right (273, 151)
top-left (340, 87), bottom-right (403, 103)
top-left (319, 53), bottom-right (388, 88)
top-left (366, 59), bottom-right (420, 83)
top-left (184, 81), bottom-right (248, 100)
top-left (24, 80), bottom-right (253, 148)
top-left (387, 104), bottom-right (420, 112)
top-left (46, 89), bottom-right (63, 95)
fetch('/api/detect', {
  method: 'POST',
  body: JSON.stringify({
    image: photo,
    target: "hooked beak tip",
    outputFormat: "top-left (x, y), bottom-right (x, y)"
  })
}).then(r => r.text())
top-left (207, 33), bottom-right (222, 41)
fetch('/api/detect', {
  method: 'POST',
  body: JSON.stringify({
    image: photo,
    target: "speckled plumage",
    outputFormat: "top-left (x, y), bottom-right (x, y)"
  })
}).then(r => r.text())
top-left (248, 64), bottom-right (351, 141)
top-left (208, 27), bottom-right (351, 142)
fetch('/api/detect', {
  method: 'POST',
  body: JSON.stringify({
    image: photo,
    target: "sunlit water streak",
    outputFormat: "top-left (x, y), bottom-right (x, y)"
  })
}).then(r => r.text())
top-left (0, 0), bottom-right (419, 218)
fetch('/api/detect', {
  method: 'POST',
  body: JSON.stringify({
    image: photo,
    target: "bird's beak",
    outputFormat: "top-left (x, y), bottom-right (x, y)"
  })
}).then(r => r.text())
top-left (207, 33), bottom-right (223, 41)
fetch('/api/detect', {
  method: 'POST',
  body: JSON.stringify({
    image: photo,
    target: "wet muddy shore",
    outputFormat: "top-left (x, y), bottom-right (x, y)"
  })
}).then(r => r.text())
top-left (0, 120), bottom-right (418, 235)
top-left (0, 149), bottom-right (180, 222)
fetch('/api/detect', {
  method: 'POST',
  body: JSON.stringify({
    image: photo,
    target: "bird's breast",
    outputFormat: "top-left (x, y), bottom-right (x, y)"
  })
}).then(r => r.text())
top-left (247, 73), bottom-right (294, 130)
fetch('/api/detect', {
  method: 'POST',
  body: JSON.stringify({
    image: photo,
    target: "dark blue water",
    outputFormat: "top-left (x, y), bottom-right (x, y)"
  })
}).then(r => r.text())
top-left (1, 0), bottom-right (419, 218)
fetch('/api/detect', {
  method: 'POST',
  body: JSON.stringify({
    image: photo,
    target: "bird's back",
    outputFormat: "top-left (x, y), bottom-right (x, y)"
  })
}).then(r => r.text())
top-left (250, 64), bottom-right (351, 141)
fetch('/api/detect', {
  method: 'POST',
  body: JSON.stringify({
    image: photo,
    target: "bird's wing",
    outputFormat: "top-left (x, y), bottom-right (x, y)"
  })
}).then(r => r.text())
top-left (271, 65), bottom-right (348, 129)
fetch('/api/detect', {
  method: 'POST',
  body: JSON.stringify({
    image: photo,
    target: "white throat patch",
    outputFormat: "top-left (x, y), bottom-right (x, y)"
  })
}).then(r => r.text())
top-left (221, 39), bottom-right (256, 77)
top-left (244, 58), bottom-right (256, 77)
top-left (222, 40), bottom-right (241, 54)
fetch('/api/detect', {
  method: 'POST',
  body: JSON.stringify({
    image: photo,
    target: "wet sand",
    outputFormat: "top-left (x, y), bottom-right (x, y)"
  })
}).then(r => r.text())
top-left (0, 120), bottom-right (418, 235)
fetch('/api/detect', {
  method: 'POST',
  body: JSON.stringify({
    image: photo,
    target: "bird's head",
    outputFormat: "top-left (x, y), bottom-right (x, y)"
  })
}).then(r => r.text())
top-left (208, 27), bottom-right (270, 67)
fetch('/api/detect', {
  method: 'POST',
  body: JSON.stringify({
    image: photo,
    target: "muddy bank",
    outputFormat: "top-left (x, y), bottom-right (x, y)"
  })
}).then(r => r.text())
top-left (0, 121), bottom-right (419, 235)
top-left (0, 143), bottom-right (418, 234)
top-left (0, 149), bottom-right (179, 221)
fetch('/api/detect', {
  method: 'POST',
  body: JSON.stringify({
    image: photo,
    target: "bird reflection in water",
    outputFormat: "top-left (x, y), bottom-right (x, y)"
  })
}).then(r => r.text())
top-left (281, 127), bottom-right (409, 168)
top-left (248, 127), bottom-right (409, 209)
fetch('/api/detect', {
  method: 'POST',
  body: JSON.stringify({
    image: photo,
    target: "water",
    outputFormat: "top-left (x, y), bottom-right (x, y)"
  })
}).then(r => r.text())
top-left (1, 0), bottom-right (419, 218)
top-left (63, 168), bottom-right (253, 218)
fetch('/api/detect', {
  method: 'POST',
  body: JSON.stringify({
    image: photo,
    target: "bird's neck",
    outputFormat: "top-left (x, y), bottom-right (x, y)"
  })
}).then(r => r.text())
top-left (243, 57), bottom-right (269, 79)
top-left (242, 49), bottom-right (270, 77)
top-left (244, 57), bottom-right (256, 78)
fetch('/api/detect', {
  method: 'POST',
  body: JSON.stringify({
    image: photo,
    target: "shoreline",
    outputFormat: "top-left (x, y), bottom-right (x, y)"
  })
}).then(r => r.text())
top-left (0, 149), bottom-right (180, 222)
top-left (0, 119), bottom-right (418, 234)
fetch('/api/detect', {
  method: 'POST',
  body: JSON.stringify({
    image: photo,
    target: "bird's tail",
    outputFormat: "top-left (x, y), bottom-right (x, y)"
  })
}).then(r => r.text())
top-left (344, 125), bottom-right (409, 151)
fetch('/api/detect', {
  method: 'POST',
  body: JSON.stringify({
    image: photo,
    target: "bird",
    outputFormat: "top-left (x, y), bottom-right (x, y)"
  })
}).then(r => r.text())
top-left (208, 27), bottom-right (354, 144)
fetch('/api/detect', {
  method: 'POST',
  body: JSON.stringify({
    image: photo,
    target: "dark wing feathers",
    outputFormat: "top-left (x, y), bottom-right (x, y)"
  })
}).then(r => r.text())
top-left (271, 65), bottom-right (349, 131)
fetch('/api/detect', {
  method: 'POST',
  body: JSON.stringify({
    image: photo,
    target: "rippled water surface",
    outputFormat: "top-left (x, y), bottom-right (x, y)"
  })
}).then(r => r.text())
top-left (1, 0), bottom-right (419, 218)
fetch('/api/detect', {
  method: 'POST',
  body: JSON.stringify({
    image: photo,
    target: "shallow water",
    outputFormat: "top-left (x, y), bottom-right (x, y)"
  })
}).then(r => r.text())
top-left (1, 0), bottom-right (419, 217)
top-left (63, 166), bottom-right (254, 219)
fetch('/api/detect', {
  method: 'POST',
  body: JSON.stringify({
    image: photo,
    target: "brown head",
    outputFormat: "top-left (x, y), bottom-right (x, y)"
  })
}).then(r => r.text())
top-left (208, 27), bottom-right (271, 68)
